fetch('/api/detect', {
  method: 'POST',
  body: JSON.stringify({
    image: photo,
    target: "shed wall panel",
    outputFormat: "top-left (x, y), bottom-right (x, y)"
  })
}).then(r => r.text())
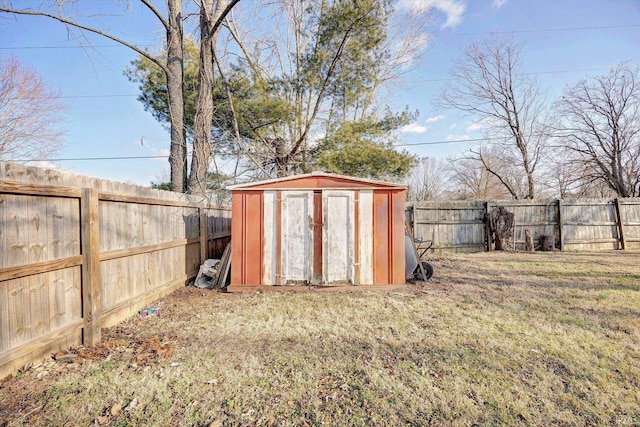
top-left (391, 191), bottom-right (406, 284)
top-left (230, 191), bottom-right (263, 286)
top-left (262, 191), bottom-right (277, 285)
top-left (312, 192), bottom-right (323, 284)
top-left (359, 190), bottom-right (374, 285)
top-left (230, 192), bottom-right (244, 285)
top-left (373, 192), bottom-right (390, 284)
top-left (244, 192), bottom-right (263, 285)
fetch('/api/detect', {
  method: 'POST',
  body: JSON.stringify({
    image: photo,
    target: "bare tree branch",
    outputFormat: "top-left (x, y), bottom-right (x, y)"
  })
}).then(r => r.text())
top-left (0, 57), bottom-right (67, 162)
top-left (140, 0), bottom-right (169, 30)
top-left (555, 63), bottom-right (640, 197)
top-left (0, 6), bottom-right (167, 72)
top-left (441, 35), bottom-right (551, 199)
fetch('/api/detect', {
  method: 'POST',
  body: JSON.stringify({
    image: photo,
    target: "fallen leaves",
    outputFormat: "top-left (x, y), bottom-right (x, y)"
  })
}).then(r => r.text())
top-left (52, 334), bottom-right (175, 370)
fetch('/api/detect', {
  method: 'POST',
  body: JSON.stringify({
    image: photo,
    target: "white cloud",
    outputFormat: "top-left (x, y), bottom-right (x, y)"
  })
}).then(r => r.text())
top-left (450, 123), bottom-right (458, 129)
top-left (24, 160), bottom-right (62, 170)
top-left (466, 117), bottom-right (497, 132)
top-left (445, 134), bottom-right (471, 141)
top-left (400, 0), bottom-right (466, 28)
top-left (425, 114), bottom-right (445, 123)
top-left (492, 0), bottom-right (508, 8)
top-left (400, 123), bottom-right (429, 134)
top-left (153, 148), bottom-right (171, 162)
top-left (392, 33), bottom-right (431, 69)
top-left (134, 138), bottom-right (172, 162)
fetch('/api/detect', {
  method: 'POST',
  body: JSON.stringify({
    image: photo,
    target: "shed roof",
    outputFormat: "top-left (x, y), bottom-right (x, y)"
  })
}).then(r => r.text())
top-left (228, 172), bottom-right (407, 191)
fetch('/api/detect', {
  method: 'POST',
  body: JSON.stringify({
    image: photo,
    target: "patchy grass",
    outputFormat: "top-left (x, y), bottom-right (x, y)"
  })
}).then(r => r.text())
top-left (1, 251), bottom-right (640, 426)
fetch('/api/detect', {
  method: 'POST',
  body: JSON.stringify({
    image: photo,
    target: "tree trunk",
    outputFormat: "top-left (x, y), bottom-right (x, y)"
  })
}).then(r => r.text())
top-left (188, 0), bottom-right (224, 195)
top-left (167, 0), bottom-right (187, 193)
top-left (491, 206), bottom-right (515, 251)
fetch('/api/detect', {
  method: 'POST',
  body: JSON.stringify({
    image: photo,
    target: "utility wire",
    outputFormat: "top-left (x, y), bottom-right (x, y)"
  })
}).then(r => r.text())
top-left (0, 44), bottom-right (156, 50)
top-left (14, 155), bottom-right (169, 162)
top-left (394, 138), bottom-right (486, 147)
top-left (405, 66), bottom-right (618, 83)
top-left (9, 137), bottom-right (508, 164)
top-left (438, 23), bottom-right (640, 37)
top-left (7, 64), bottom-right (628, 100)
top-left (7, 94), bottom-right (139, 100)
top-left (1, 23), bottom-right (637, 51)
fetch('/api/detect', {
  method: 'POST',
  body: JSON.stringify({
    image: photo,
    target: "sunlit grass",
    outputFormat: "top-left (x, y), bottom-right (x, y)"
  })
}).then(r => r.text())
top-left (1, 251), bottom-right (639, 426)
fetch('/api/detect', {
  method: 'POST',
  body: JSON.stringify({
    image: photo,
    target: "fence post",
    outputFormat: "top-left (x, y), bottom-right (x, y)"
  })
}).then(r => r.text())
top-left (614, 198), bottom-right (626, 250)
top-left (558, 199), bottom-right (564, 251)
top-left (484, 201), bottom-right (492, 251)
top-left (81, 188), bottom-right (101, 346)
top-left (411, 203), bottom-right (415, 236)
top-left (199, 207), bottom-right (208, 264)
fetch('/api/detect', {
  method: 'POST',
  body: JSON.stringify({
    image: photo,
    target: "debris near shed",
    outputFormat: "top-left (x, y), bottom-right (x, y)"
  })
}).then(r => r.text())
top-left (193, 244), bottom-right (231, 290)
top-left (194, 259), bottom-right (221, 289)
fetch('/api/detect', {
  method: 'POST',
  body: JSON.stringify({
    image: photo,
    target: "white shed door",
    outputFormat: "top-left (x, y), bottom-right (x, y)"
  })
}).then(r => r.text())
top-left (323, 190), bottom-right (355, 285)
top-left (281, 191), bottom-right (314, 284)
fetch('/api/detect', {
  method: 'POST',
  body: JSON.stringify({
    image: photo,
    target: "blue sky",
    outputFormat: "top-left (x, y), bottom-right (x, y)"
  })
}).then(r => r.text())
top-left (1, 0), bottom-right (639, 186)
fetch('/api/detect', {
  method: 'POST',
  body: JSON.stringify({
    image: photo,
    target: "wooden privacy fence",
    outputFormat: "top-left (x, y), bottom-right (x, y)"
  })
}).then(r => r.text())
top-left (408, 198), bottom-right (640, 253)
top-left (0, 163), bottom-right (231, 379)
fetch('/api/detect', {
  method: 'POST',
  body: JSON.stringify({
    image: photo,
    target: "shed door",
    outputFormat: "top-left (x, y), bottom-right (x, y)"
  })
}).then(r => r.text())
top-left (323, 190), bottom-right (355, 285)
top-left (281, 191), bottom-right (314, 284)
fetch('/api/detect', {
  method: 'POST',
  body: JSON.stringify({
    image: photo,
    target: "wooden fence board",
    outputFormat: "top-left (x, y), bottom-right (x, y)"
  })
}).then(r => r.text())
top-left (620, 200), bottom-right (640, 249)
top-left (6, 277), bottom-right (30, 349)
top-left (1, 162), bottom-right (231, 380)
top-left (0, 279), bottom-right (9, 352)
top-left (410, 198), bottom-right (640, 253)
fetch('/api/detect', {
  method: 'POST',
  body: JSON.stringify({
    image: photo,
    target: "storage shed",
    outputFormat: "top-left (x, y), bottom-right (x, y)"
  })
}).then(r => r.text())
top-left (229, 172), bottom-right (406, 288)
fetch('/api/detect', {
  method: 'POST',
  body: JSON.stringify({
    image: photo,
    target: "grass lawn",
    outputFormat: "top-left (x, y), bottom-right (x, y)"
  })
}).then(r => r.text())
top-left (1, 251), bottom-right (639, 426)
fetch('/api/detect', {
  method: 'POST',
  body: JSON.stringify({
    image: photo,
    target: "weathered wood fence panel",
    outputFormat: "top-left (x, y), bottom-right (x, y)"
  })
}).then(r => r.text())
top-left (409, 201), bottom-right (486, 252)
top-left (0, 163), bottom-right (231, 379)
top-left (409, 197), bottom-right (640, 253)
top-left (562, 200), bottom-right (620, 250)
top-left (617, 199), bottom-right (640, 250)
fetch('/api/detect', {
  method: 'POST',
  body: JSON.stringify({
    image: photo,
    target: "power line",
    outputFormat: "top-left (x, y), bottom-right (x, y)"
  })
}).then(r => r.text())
top-left (1, 23), bottom-right (637, 51)
top-left (59, 94), bottom-right (138, 99)
top-left (405, 66), bottom-right (617, 83)
top-left (438, 23), bottom-right (640, 37)
top-left (58, 94), bottom-right (138, 99)
top-left (394, 138), bottom-right (484, 147)
top-left (394, 130), bottom-right (563, 147)
top-left (8, 94), bottom-right (139, 100)
top-left (0, 44), bottom-right (156, 50)
top-left (16, 155), bottom-right (168, 162)
top-left (8, 63), bottom-right (630, 101)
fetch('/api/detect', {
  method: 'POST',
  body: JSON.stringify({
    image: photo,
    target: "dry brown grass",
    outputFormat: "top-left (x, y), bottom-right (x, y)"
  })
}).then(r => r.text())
top-left (1, 251), bottom-right (640, 426)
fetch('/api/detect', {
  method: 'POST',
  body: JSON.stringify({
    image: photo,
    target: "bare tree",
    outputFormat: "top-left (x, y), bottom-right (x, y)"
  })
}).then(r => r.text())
top-left (448, 153), bottom-right (513, 200)
top-left (545, 146), bottom-right (616, 198)
top-left (405, 157), bottom-right (449, 201)
top-left (440, 35), bottom-right (551, 199)
top-left (0, 56), bottom-right (67, 161)
top-left (0, 1), bottom-right (188, 191)
top-left (555, 63), bottom-right (640, 198)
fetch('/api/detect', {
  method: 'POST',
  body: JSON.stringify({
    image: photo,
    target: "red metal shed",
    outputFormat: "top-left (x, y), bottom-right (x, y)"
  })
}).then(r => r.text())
top-left (228, 172), bottom-right (406, 289)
